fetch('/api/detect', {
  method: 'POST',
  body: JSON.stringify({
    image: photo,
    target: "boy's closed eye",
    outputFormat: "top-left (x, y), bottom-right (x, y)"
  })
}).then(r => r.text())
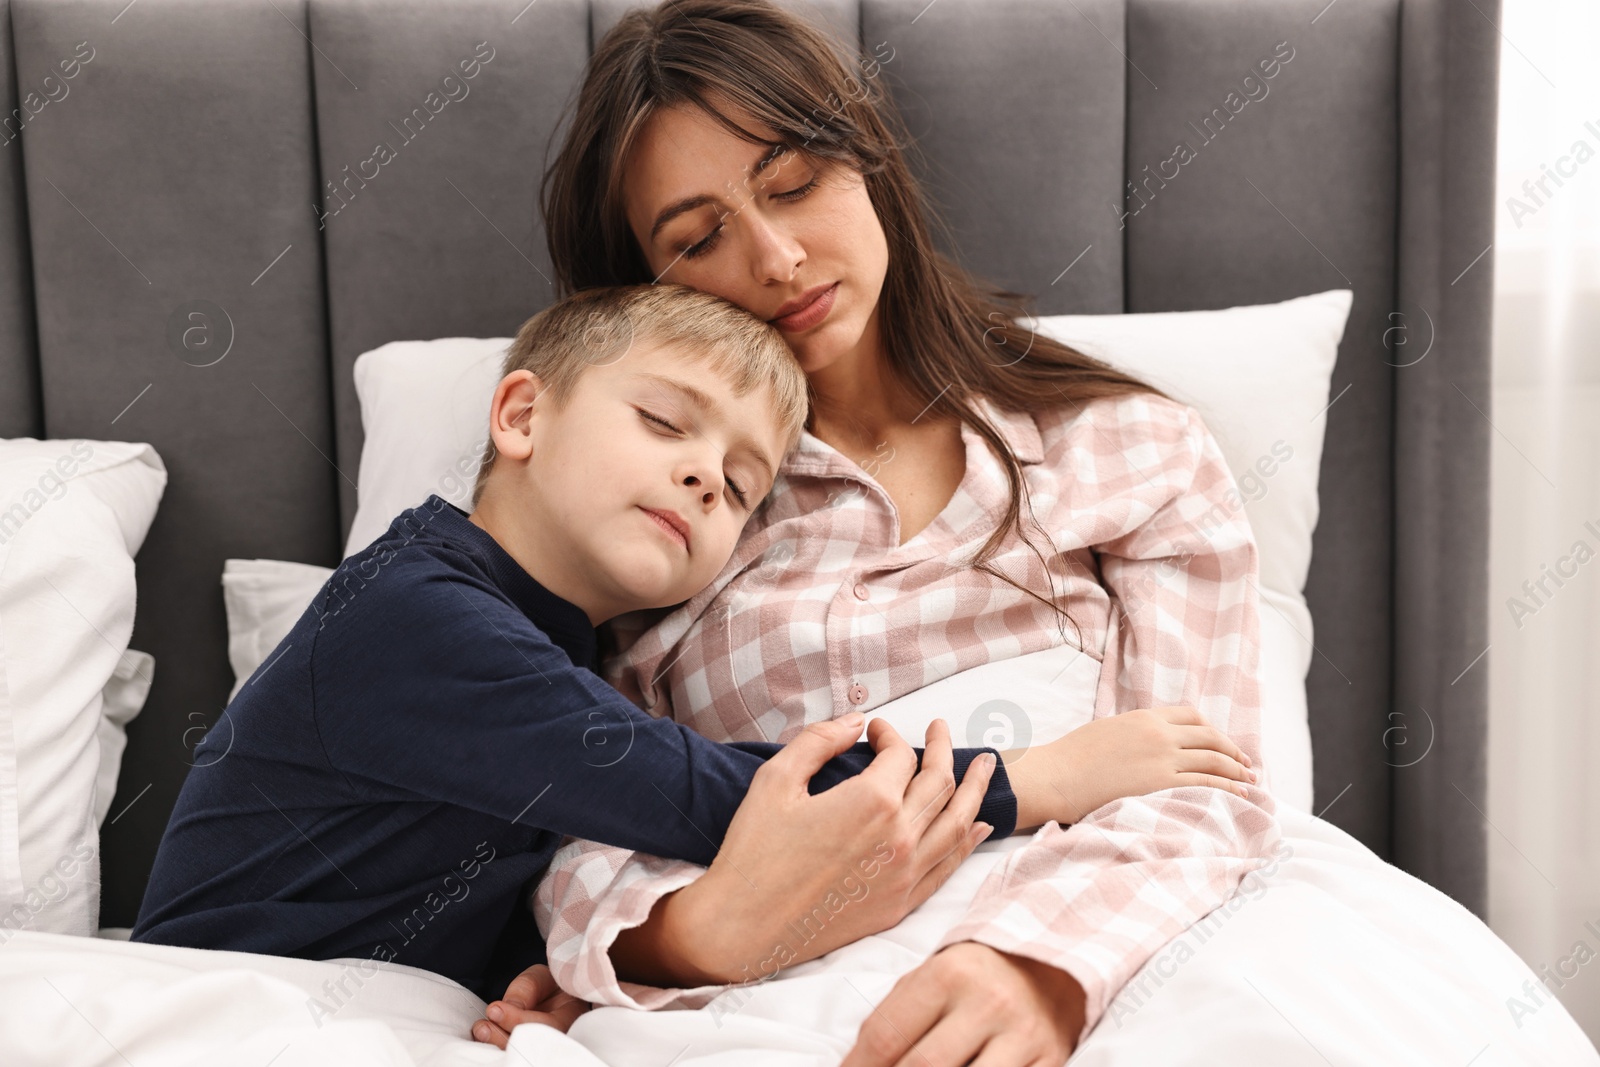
top-left (634, 405), bottom-right (755, 509)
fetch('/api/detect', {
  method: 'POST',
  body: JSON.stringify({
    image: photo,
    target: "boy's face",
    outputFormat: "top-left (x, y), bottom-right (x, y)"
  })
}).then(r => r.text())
top-left (499, 341), bottom-right (788, 620)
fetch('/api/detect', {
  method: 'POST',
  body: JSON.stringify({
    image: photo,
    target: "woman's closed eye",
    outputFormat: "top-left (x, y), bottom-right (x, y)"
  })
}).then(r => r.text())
top-left (637, 408), bottom-right (751, 508)
top-left (679, 175), bottom-right (821, 261)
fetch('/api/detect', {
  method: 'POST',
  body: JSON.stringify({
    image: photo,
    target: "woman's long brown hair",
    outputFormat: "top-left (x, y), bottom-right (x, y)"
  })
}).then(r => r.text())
top-left (541, 0), bottom-right (1169, 636)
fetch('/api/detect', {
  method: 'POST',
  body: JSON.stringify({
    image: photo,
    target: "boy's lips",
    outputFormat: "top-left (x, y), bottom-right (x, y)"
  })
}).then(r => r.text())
top-left (640, 506), bottom-right (690, 551)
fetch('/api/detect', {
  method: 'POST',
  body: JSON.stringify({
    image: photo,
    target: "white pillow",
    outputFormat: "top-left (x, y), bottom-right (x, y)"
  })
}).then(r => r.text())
top-left (1254, 589), bottom-right (1316, 811)
top-left (243, 291), bottom-right (1349, 812)
top-left (1021, 288), bottom-right (1353, 810)
top-left (221, 559), bottom-right (334, 702)
top-left (93, 648), bottom-right (154, 829)
top-left (0, 438), bottom-right (166, 938)
top-left (343, 338), bottom-right (510, 559)
top-left (1021, 289), bottom-right (1351, 604)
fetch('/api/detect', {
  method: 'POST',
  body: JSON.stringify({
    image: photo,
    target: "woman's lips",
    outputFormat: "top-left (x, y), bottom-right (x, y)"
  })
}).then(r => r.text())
top-left (640, 507), bottom-right (689, 551)
top-left (771, 282), bottom-right (838, 333)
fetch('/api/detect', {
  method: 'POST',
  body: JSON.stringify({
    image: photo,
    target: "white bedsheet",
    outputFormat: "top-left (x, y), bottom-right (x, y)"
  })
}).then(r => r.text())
top-left (0, 929), bottom-right (593, 1067)
top-left (4, 648), bottom-right (1592, 1064)
top-left (1, 801), bottom-right (1593, 1066)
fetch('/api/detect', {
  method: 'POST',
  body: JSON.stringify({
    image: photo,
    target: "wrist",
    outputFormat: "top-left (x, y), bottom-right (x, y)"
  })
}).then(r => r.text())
top-left (1000, 748), bottom-right (1049, 832)
top-left (1004, 949), bottom-right (1088, 1048)
top-left (657, 874), bottom-right (739, 985)
top-left (609, 873), bottom-right (740, 988)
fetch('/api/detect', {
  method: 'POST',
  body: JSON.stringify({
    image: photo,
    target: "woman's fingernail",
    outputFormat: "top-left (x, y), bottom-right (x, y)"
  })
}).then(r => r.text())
top-left (487, 1005), bottom-right (503, 1022)
top-left (1249, 769), bottom-right (1259, 782)
top-left (474, 1023), bottom-right (489, 1039)
top-left (842, 711), bottom-right (864, 726)
top-left (973, 821), bottom-right (994, 842)
top-left (1243, 754), bottom-right (1253, 767)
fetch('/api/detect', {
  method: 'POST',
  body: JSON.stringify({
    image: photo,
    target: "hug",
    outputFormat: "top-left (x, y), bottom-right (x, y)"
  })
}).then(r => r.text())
top-left (134, 2), bottom-right (1265, 1059)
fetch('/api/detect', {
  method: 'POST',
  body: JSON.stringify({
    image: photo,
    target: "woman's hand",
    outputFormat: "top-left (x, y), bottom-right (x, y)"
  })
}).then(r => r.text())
top-left (470, 963), bottom-right (591, 1049)
top-left (610, 713), bottom-right (997, 987)
top-left (840, 942), bottom-right (1085, 1067)
top-left (1003, 705), bottom-right (1257, 831)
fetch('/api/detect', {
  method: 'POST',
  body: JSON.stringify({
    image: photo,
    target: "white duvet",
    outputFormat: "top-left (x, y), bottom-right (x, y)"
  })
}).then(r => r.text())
top-left (1, 804), bottom-right (1593, 1066)
top-left (2, 647), bottom-right (1595, 1065)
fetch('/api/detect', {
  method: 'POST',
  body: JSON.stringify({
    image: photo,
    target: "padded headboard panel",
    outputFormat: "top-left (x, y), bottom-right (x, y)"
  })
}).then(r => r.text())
top-left (0, 0), bottom-right (1499, 927)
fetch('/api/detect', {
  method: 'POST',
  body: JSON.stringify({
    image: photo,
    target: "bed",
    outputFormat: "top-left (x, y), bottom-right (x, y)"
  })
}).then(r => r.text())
top-left (2, 0), bottom-right (1591, 1063)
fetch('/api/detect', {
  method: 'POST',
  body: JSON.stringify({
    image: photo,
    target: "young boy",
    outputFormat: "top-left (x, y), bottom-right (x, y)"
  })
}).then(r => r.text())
top-left (131, 283), bottom-right (1020, 999)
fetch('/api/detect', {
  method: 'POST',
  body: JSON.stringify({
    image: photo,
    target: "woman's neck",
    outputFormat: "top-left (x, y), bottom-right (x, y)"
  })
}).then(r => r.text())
top-left (806, 321), bottom-right (926, 453)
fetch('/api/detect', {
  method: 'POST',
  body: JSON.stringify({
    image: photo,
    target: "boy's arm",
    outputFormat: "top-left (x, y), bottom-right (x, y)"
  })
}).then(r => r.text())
top-left (310, 559), bottom-right (1017, 865)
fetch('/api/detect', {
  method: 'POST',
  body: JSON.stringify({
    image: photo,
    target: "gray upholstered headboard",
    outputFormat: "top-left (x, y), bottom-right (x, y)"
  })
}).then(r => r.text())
top-left (0, 0), bottom-right (1499, 928)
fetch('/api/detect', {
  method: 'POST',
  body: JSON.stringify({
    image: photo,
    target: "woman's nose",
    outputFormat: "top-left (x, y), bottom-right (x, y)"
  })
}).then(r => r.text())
top-left (745, 211), bottom-right (804, 283)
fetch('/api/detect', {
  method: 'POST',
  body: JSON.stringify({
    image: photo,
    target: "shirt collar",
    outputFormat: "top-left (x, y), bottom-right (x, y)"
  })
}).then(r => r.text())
top-left (420, 495), bottom-right (599, 669)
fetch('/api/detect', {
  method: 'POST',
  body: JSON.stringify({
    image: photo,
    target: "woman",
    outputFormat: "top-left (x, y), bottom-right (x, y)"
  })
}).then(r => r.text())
top-left (476, 1), bottom-right (1279, 1062)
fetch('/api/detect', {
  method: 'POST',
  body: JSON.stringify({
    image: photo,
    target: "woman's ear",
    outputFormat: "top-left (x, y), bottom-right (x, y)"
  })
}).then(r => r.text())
top-left (487, 370), bottom-right (547, 461)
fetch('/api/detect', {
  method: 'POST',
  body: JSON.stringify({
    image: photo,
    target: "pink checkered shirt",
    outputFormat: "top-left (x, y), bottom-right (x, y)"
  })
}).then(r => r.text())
top-left (532, 391), bottom-right (1283, 1041)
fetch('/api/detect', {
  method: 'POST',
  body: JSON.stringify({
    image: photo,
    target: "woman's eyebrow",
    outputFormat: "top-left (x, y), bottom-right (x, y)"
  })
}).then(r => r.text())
top-left (648, 143), bottom-right (791, 243)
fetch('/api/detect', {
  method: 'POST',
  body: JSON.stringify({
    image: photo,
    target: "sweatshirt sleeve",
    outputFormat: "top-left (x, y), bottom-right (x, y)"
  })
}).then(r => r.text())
top-left (931, 396), bottom-right (1283, 1044)
top-left (310, 555), bottom-right (1015, 868)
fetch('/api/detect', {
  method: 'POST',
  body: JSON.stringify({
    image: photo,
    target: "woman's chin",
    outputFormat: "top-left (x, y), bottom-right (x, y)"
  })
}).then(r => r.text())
top-left (787, 327), bottom-right (854, 376)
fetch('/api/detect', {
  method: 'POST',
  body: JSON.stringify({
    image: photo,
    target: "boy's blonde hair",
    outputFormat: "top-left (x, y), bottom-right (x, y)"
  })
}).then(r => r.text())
top-left (471, 283), bottom-right (808, 507)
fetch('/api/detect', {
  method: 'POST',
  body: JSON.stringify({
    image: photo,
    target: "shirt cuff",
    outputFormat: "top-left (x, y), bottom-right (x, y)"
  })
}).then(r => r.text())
top-left (545, 859), bottom-right (732, 1011)
top-left (951, 746), bottom-right (1018, 839)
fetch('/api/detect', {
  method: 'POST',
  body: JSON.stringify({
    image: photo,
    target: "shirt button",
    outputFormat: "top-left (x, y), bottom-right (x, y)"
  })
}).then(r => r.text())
top-left (847, 683), bottom-right (868, 705)
top-left (853, 582), bottom-right (870, 601)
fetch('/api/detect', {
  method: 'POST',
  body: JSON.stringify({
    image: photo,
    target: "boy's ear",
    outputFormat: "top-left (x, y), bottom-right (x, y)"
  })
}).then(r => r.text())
top-left (487, 371), bottom-right (548, 460)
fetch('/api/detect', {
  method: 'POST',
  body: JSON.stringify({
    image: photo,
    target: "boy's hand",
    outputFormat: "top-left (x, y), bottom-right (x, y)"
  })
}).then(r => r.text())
top-left (1003, 705), bottom-right (1257, 830)
top-left (470, 963), bottom-right (591, 1048)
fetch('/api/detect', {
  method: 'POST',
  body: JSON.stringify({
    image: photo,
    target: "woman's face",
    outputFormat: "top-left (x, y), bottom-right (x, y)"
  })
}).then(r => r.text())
top-left (620, 101), bottom-right (890, 379)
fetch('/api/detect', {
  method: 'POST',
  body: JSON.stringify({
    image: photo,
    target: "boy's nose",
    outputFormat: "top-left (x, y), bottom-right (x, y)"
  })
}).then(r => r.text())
top-left (682, 474), bottom-right (717, 507)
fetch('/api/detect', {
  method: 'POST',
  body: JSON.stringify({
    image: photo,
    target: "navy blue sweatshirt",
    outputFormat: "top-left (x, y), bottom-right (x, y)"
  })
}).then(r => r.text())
top-left (132, 494), bottom-right (1017, 997)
